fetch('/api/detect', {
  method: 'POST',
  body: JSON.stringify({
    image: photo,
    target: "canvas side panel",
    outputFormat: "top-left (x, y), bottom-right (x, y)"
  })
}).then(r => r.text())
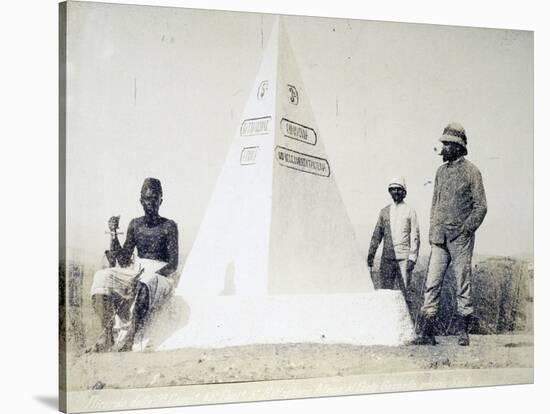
top-left (58, 2), bottom-right (68, 413)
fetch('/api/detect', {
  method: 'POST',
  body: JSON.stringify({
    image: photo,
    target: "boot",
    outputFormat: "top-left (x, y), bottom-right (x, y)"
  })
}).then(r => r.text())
top-left (410, 316), bottom-right (437, 345)
top-left (456, 315), bottom-right (470, 346)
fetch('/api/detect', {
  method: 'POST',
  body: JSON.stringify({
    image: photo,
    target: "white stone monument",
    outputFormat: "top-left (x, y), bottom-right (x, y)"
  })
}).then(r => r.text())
top-left (159, 19), bottom-right (415, 349)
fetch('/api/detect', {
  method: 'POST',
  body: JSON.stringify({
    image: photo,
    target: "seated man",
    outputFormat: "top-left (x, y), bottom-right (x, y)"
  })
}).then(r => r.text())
top-left (89, 177), bottom-right (179, 352)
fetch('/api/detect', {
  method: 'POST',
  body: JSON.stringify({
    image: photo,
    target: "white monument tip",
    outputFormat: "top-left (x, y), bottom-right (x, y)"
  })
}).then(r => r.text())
top-left (158, 18), bottom-right (415, 350)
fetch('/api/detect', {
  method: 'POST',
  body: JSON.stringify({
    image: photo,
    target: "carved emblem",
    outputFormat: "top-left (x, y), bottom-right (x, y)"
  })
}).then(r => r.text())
top-left (287, 84), bottom-right (299, 105)
top-left (257, 80), bottom-right (269, 100)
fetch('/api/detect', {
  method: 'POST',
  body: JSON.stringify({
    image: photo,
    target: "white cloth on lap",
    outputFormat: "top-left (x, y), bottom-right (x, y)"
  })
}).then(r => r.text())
top-left (91, 258), bottom-right (175, 313)
top-left (91, 258), bottom-right (176, 350)
top-left (135, 259), bottom-right (175, 311)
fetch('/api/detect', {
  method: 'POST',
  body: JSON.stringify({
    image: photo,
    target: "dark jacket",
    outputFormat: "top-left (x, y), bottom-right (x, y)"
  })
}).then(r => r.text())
top-left (429, 157), bottom-right (487, 244)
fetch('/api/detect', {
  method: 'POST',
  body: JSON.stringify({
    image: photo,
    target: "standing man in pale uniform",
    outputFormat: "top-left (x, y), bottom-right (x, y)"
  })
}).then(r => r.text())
top-left (368, 177), bottom-right (420, 314)
top-left (414, 122), bottom-right (487, 346)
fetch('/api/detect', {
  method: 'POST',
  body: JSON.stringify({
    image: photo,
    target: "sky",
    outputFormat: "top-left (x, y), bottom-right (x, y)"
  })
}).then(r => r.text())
top-left (65, 2), bottom-right (533, 264)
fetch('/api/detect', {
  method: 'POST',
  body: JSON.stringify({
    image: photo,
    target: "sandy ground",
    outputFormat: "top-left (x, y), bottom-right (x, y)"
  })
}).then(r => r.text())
top-left (66, 334), bottom-right (533, 391)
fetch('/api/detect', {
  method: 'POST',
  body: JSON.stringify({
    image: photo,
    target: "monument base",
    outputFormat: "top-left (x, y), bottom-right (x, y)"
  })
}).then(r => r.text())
top-left (155, 290), bottom-right (415, 350)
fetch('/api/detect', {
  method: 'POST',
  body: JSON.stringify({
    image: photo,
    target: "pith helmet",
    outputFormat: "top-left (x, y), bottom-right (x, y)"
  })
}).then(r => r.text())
top-left (439, 122), bottom-right (467, 148)
top-left (388, 176), bottom-right (407, 191)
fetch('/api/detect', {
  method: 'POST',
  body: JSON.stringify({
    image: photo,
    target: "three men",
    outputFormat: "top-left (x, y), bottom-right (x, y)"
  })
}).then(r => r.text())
top-left (89, 178), bottom-right (179, 352)
top-left (368, 177), bottom-right (420, 313)
top-left (415, 122), bottom-right (487, 346)
top-left (90, 123), bottom-right (485, 351)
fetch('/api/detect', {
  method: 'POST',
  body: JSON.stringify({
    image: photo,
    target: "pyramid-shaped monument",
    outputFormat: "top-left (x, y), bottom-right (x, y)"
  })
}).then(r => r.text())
top-left (159, 19), bottom-right (414, 349)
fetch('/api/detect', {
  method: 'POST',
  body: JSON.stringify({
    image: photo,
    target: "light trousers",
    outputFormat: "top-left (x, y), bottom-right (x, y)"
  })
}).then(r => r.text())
top-left (421, 233), bottom-right (475, 318)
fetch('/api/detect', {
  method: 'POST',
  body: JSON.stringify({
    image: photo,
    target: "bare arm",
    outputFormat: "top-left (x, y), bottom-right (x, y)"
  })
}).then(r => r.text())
top-left (157, 221), bottom-right (179, 277)
top-left (108, 219), bottom-right (136, 267)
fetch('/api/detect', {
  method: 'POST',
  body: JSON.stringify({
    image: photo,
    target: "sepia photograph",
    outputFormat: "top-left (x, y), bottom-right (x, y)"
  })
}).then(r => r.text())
top-left (58, 1), bottom-right (534, 412)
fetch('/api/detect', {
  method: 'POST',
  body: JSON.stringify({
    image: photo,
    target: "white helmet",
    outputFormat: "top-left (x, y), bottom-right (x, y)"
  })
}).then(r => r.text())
top-left (388, 176), bottom-right (406, 191)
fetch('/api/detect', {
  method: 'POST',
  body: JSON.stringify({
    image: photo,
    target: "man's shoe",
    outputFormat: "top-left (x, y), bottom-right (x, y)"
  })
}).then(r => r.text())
top-left (85, 329), bottom-right (114, 353)
top-left (456, 315), bottom-right (470, 346)
top-left (410, 335), bottom-right (437, 346)
top-left (410, 316), bottom-right (437, 346)
top-left (457, 331), bottom-right (470, 346)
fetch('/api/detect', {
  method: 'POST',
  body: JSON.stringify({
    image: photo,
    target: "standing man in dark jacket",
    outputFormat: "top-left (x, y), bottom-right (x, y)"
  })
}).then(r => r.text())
top-left (414, 123), bottom-right (487, 346)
